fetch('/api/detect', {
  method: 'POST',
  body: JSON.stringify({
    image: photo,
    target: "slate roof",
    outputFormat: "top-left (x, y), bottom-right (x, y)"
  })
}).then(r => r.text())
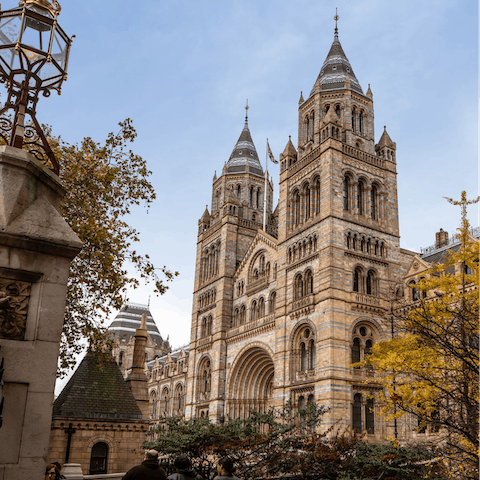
top-left (226, 116), bottom-right (263, 177)
top-left (310, 27), bottom-right (363, 96)
top-left (109, 303), bottom-right (165, 347)
top-left (53, 351), bottom-right (143, 420)
top-left (421, 242), bottom-right (461, 265)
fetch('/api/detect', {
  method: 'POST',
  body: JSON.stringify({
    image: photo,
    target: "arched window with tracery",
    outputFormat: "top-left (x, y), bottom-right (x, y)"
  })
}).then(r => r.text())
top-left (258, 297), bottom-right (265, 318)
top-left (371, 185), bottom-right (377, 219)
top-left (174, 384), bottom-right (184, 414)
top-left (351, 323), bottom-right (378, 371)
top-left (292, 326), bottom-right (316, 378)
top-left (237, 184), bottom-right (241, 200)
top-left (294, 274), bottom-right (304, 300)
top-left (359, 111), bottom-right (363, 133)
top-left (352, 393), bottom-right (362, 432)
top-left (160, 387), bottom-right (169, 416)
top-left (357, 181), bottom-right (363, 215)
top-left (309, 340), bottom-right (316, 370)
top-left (409, 280), bottom-right (419, 301)
top-left (366, 270), bottom-right (376, 295)
top-left (365, 398), bottom-right (375, 433)
top-left (150, 391), bottom-right (157, 419)
top-left (305, 185), bottom-right (311, 219)
top-left (198, 358), bottom-right (211, 399)
top-left (343, 177), bottom-right (349, 210)
top-left (89, 442), bottom-right (108, 475)
top-left (240, 305), bottom-right (246, 324)
top-left (352, 107), bottom-right (356, 132)
top-left (293, 190), bottom-right (301, 226)
top-left (233, 308), bottom-right (240, 327)
top-left (256, 188), bottom-right (260, 208)
top-left (269, 291), bottom-right (276, 314)
top-left (250, 300), bottom-right (257, 322)
top-left (353, 268), bottom-right (362, 292)
top-left (305, 269), bottom-right (313, 295)
top-left (300, 342), bottom-right (307, 371)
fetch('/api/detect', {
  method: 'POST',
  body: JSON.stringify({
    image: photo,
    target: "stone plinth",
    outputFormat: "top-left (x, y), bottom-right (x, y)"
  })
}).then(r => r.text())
top-left (0, 147), bottom-right (82, 480)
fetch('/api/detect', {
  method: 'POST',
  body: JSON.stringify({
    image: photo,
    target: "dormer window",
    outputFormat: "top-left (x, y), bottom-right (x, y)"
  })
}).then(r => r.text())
top-left (332, 65), bottom-right (337, 70)
top-left (239, 151), bottom-right (242, 154)
top-left (346, 67), bottom-right (351, 73)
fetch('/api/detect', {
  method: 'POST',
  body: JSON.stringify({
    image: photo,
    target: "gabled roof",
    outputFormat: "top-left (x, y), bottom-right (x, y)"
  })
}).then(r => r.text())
top-left (311, 26), bottom-right (363, 96)
top-left (233, 229), bottom-right (278, 281)
top-left (53, 352), bottom-right (143, 420)
top-left (226, 114), bottom-right (263, 177)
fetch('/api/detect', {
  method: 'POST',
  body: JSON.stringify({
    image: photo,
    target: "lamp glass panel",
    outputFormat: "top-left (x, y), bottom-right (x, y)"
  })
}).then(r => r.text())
top-left (0, 15), bottom-right (22, 45)
top-left (38, 60), bottom-right (60, 83)
top-left (51, 29), bottom-right (67, 70)
top-left (25, 4), bottom-right (54, 19)
top-left (21, 16), bottom-right (52, 52)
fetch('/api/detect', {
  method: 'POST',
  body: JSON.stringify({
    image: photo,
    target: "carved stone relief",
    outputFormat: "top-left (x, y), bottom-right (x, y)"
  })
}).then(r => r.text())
top-left (0, 279), bottom-right (31, 341)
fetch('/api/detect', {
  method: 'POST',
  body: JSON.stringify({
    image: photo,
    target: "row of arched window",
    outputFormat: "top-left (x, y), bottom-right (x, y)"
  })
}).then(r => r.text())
top-left (353, 393), bottom-right (375, 434)
top-left (343, 175), bottom-right (382, 220)
top-left (198, 288), bottom-right (216, 309)
top-left (232, 291), bottom-right (277, 327)
top-left (294, 269), bottom-right (314, 300)
top-left (353, 267), bottom-right (377, 295)
top-left (150, 384), bottom-right (185, 419)
top-left (346, 232), bottom-right (386, 257)
top-left (351, 107), bottom-right (366, 134)
top-left (199, 240), bottom-right (220, 284)
top-left (200, 315), bottom-right (213, 338)
top-left (289, 177), bottom-right (321, 228)
top-left (287, 234), bottom-right (318, 263)
top-left (293, 326), bottom-right (316, 374)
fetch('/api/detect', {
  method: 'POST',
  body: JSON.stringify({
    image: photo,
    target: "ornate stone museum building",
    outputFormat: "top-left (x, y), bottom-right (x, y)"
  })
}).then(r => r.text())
top-left (143, 23), bottom-right (418, 440)
top-left (50, 22), bottom-right (477, 473)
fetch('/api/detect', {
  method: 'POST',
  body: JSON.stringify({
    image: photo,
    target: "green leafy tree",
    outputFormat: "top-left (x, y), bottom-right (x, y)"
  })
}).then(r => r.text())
top-left (52, 119), bottom-right (178, 374)
top-left (361, 192), bottom-right (479, 479)
top-left (144, 404), bottom-right (446, 480)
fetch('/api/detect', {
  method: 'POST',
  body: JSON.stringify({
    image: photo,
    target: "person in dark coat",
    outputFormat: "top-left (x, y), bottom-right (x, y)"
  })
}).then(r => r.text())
top-left (122, 450), bottom-right (167, 480)
top-left (213, 457), bottom-right (241, 480)
top-left (167, 454), bottom-right (203, 480)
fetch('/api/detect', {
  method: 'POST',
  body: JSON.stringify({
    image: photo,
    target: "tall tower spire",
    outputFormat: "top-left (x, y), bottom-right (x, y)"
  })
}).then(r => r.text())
top-left (334, 8), bottom-right (339, 39)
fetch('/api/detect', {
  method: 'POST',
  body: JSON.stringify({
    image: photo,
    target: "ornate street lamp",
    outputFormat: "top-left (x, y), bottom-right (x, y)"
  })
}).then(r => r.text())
top-left (0, 0), bottom-right (73, 175)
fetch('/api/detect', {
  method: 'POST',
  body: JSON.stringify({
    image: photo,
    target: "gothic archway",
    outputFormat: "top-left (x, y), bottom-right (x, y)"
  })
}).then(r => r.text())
top-left (226, 345), bottom-right (274, 419)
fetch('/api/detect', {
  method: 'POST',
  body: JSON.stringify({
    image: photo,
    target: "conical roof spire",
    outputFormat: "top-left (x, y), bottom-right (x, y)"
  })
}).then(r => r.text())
top-left (310, 12), bottom-right (363, 96)
top-left (377, 126), bottom-right (394, 147)
top-left (226, 102), bottom-right (263, 177)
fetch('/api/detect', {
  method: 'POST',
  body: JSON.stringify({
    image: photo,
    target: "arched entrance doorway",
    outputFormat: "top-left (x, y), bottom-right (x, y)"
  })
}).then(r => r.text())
top-left (226, 345), bottom-right (274, 419)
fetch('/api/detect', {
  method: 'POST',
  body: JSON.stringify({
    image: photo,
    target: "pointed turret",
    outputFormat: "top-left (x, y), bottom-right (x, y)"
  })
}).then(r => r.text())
top-left (199, 205), bottom-right (211, 233)
top-left (366, 84), bottom-right (373, 98)
top-left (226, 108), bottom-right (263, 177)
top-left (375, 126), bottom-right (396, 162)
top-left (310, 19), bottom-right (363, 95)
top-left (280, 136), bottom-right (298, 168)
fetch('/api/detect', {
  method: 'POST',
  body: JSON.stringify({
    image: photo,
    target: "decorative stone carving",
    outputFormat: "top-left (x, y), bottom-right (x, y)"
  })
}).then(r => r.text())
top-left (0, 279), bottom-right (31, 341)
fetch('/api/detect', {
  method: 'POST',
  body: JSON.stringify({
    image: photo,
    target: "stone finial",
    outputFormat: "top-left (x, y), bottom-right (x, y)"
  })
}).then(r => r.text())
top-left (344, 74), bottom-right (351, 90)
top-left (213, 171), bottom-right (217, 182)
top-left (299, 91), bottom-right (304, 104)
top-left (366, 83), bottom-right (373, 98)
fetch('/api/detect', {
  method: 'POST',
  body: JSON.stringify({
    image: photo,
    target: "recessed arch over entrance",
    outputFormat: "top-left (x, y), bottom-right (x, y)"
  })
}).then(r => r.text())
top-left (226, 345), bottom-right (274, 419)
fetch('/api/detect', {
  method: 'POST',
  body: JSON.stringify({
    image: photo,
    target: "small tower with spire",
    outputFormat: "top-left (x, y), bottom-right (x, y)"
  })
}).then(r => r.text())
top-left (188, 104), bottom-right (274, 422)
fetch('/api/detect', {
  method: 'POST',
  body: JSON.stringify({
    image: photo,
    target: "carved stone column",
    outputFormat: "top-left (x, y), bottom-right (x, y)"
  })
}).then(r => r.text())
top-left (0, 146), bottom-right (82, 480)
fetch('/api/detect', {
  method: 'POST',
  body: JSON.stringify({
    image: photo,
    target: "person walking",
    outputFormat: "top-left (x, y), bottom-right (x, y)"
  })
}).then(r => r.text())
top-left (122, 450), bottom-right (167, 480)
top-left (213, 457), bottom-right (241, 480)
top-left (167, 454), bottom-right (203, 480)
top-left (45, 464), bottom-right (60, 480)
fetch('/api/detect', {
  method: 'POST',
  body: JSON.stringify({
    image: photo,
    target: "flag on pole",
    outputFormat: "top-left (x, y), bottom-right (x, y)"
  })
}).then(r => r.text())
top-left (267, 139), bottom-right (278, 164)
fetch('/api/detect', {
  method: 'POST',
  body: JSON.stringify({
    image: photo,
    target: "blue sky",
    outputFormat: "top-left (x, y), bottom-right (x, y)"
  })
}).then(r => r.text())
top-left (39, 0), bottom-right (478, 390)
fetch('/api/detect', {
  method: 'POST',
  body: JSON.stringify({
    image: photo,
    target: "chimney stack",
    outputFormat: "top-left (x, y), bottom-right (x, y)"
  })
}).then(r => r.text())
top-left (435, 228), bottom-right (449, 249)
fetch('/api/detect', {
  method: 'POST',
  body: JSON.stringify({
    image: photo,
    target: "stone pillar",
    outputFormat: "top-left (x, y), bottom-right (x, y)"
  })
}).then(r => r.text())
top-left (0, 146), bottom-right (82, 480)
top-left (126, 313), bottom-right (149, 418)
